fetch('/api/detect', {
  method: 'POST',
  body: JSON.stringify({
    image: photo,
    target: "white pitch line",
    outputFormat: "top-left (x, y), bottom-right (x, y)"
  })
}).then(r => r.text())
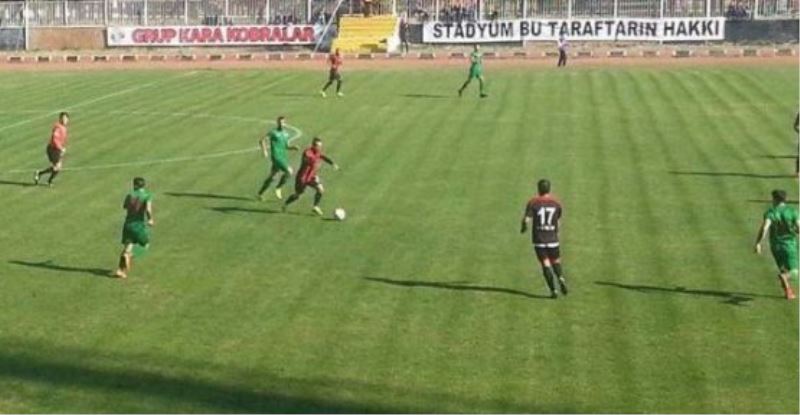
top-left (1, 111), bottom-right (303, 174)
top-left (0, 71), bottom-right (198, 134)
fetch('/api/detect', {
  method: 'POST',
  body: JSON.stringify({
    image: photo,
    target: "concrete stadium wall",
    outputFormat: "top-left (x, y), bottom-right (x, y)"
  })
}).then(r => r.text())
top-left (12, 19), bottom-right (798, 52)
top-left (0, 28), bottom-right (24, 51)
top-left (30, 28), bottom-right (105, 50)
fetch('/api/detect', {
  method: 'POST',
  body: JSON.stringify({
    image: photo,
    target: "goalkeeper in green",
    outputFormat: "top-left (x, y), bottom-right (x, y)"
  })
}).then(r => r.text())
top-left (458, 44), bottom-right (487, 98)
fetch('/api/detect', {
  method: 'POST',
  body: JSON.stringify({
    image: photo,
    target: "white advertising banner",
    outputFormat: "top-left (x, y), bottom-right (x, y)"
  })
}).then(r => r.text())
top-left (423, 18), bottom-right (725, 43)
top-left (107, 25), bottom-right (320, 46)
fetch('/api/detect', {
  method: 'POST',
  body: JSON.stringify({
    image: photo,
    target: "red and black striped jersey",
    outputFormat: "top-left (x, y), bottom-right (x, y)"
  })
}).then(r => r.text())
top-left (524, 194), bottom-right (562, 246)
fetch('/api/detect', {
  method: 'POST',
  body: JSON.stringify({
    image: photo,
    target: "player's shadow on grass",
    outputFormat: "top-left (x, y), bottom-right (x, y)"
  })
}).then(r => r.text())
top-left (756, 154), bottom-right (797, 160)
top-left (400, 93), bottom-right (450, 99)
top-left (8, 260), bottom-right (111, 278)
top-left (364, 277), bottom-right (551, 299)
top-left (0, 337), bottom-right (548, 413)
top-left (0, 179), bottom-right (35, 187)
top-left (208, 206), bottom-right (308, 216)
top-left (669, 170), bottom-right (794, 179)
top-left (271, 92), bottom-right (314, 97)
top-left (594, 281), bottom-right (783, 306)
top-left (165, 191), bottom-right (253, 202)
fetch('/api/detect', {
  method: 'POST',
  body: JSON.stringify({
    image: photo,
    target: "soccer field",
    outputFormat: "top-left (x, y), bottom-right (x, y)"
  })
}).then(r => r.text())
top-left (0, 64), bottom-right (797, 413)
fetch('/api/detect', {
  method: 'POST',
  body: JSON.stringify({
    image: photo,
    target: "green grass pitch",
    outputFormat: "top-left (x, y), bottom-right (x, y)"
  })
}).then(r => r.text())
top-left (0, 64), bottom-right (797, 413)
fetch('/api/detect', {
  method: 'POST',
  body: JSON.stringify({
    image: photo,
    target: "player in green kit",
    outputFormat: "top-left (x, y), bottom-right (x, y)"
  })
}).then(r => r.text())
top-left (754, 189), bottom-right (799, 300)
top-left (458, 44), bottom-right (487, 98)
top-left (114, 177), bottom-right (154, 279)
top-left (257, 116), bottom-right (298, 201)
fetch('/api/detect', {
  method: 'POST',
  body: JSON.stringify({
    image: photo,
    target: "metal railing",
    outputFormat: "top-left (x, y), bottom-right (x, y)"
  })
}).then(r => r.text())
top-left (0, 1), bottom-right (25, 26)
top-left (0, 0), bottom-right (796, 27)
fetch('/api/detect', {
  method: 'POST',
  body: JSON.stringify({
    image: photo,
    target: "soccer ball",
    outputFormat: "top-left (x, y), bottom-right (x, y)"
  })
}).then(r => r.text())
top-left (333, 208), bottom-right (346, 221)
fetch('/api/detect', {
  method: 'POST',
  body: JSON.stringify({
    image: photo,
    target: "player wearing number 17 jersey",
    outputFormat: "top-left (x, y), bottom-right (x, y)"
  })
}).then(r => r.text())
top-left (521, 179), bottom-right (568, 299)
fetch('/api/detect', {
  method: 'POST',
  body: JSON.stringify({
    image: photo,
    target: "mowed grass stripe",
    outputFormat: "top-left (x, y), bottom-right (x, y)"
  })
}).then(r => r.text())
top-left (359, 72), bottom-right (496, 409)
top-left (0, 76), bottom-right (129, 152)
top-left (684, 70), bottom-right (795, 223)
top-left (668, 70), bottom-right (775, 252)
top-left (654, 70), bottom-right (777, 411)
top-left (0, 74), bottom-right (144, 120)
top-left (344, 76), bottom-right (476, 409)
top-left (696, 69), bottom-right (796, 178)
top-left (292, 72), bottom-right (465, 405)
top-left (508, 69), bottom-right (579, 411)
top-left (0, 73), bottom-right (203, 169)
top-left (312, 73), bottom-right (460, 394)
top-left (727, 68), bottom-right (797, 119)
top-left (585, 69), bottom-right (643, 409)
top-left (699, 70), bottom-right (790, 159)
top-left (620, 70), bottom-right (722, 411)
top-left (488, 70), bottom-right (565, 412)
top-left (0, 72), bottom-right (193, 146)
top-left (675, 70), bottom-right (799, 411)
top-left (548, 70), bottom-right (601, 412)
top-left (449, 73), bottom-right (524, 408)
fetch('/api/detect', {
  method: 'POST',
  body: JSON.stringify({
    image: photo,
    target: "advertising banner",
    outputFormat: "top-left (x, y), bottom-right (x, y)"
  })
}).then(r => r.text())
top-left (107, 25), bottom-right (319, 46)
top-left (423, 18), bottom-right (725, 43)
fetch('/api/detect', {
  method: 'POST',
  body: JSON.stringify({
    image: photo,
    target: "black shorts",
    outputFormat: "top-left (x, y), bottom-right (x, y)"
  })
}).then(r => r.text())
top-left (295, 175), bottom-right (321, 194)
top-left (328, 69), bottom-right (341, 81)
top-left (46, 145), bottom-right (63, 164)
top-left (534, 245), bottom-right (560, 263)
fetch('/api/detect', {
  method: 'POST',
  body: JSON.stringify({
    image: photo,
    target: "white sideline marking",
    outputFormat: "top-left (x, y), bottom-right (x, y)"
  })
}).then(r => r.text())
top-left (1, 111), bottom-right (303, 174)
top-left (0, 71), bottom-right (198, 134)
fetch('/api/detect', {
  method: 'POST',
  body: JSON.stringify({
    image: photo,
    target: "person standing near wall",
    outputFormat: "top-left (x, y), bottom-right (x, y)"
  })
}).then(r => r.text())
top-left (400, 17), bottom-right (410, 54)
top-left (557, 34), bottom-right (568, 67)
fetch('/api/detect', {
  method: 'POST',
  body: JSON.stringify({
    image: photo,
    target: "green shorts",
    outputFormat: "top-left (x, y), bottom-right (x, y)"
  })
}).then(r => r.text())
top-left (122, 221), bottom-right (150, 247)
top-left (469, 66), bottom-right (482, 79)
top-left (771, 243), bottom-right (798, 273)
top-left (271, 159), bottom-right (291, 174)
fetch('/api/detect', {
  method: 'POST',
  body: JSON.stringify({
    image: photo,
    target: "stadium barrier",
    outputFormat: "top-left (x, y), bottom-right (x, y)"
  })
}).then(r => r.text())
top-left (1, 0), bottom-right (795, 30)
top-left (31, 27), bottom-right (105, 49)
top-left (0, 0), bottom-right (796, 50)
top-left (0, 46), bottom-right (795, 63)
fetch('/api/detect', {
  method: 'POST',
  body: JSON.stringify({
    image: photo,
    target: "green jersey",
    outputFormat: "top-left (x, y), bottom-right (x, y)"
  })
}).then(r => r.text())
top-left (470, 51), bottom-right (482, 70)
top-left (764, 203), bottom-right (799, 246)
top-left (124, 188), bottom-right (153, 224)
top-left (269, 128), bottom-right (291, 164)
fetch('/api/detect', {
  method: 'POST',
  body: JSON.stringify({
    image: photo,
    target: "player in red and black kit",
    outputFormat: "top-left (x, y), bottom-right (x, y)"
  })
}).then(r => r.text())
top-left (520, 179), bottom-right (568, 299)
top-left (282, 137), bottom-right (339, 216)
top-left (320, 48), bottom-right (344, 98)
top-left (34, 112), bottom-right (70, 187)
